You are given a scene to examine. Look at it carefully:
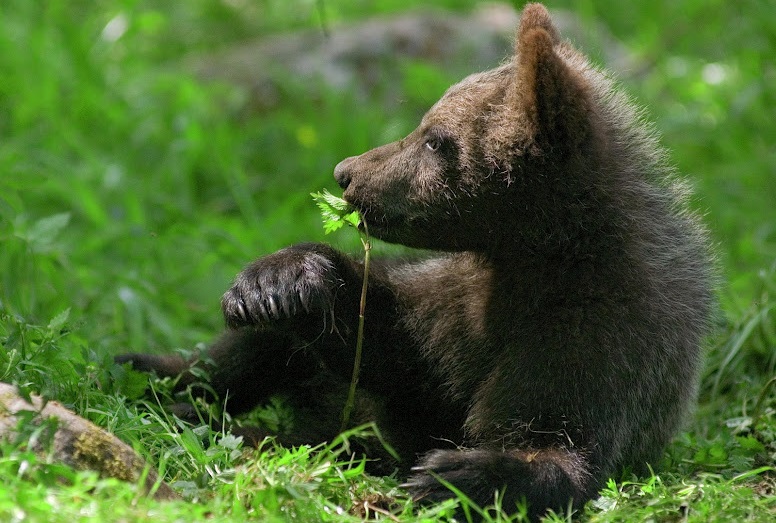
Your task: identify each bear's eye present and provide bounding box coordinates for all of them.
[424,137,442,152]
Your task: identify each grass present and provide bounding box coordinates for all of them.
[1,0,775,521]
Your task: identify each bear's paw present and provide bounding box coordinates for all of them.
[221,245,343,328]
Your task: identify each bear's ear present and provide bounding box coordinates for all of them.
[510,4,591,152]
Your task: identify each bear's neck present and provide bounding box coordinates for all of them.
[480,215,636,300]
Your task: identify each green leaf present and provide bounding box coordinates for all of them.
[310,190,362,234]
[110,363,149,400]
[312,189,351,213]
[736,435,766,453]
[47,308,71,334]
[218,434,243,451]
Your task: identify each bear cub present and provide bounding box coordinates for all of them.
[118,4,714,520]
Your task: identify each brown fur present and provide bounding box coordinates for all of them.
[117,4,714,520]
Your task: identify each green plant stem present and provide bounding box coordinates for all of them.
[752,375,776,426]
[341,222,370,432]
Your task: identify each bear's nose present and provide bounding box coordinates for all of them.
[333,156,355,189]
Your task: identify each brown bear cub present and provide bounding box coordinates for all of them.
[118,3,714,520]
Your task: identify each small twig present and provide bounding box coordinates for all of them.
[362,501,400,521]
[341,221,370,432]
[310,190,370,432]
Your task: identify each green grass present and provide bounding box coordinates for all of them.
[1,0,775,521]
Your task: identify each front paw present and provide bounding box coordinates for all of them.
[222,244,343,328]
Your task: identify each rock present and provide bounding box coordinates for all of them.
[0,382,178,501]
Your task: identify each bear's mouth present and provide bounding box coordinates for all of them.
[359,211,390,236]
[361,211,428,246]
[346,197,420,243]
[343,198,383,230]
[352,207,401,242]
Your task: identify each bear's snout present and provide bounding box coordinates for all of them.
[334,156,356,190]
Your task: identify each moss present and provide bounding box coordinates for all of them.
[71,429,140,483]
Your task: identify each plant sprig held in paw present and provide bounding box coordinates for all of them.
[311,189,370,432]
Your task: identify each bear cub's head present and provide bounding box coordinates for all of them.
[335,3,609,253]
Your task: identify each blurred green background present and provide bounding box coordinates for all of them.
[0,0,774,402]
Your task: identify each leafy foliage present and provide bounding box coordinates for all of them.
[311,190,362,234]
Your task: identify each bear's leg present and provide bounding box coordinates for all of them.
[118,329,409,472]
[116,326,324,416]
[404,447,595,521]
